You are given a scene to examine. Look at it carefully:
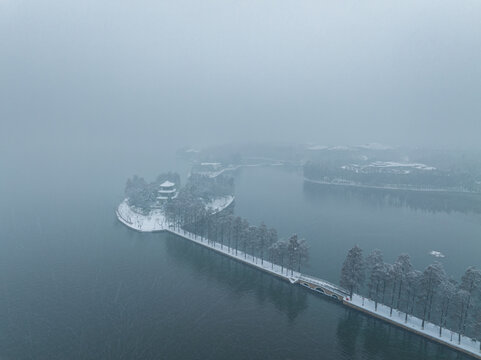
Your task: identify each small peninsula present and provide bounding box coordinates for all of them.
[117,172,235,232]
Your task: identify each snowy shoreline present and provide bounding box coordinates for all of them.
[345,295,481,359]
[116,200,481,359]
[116,200,301,283]
[116,195,235,232]
[304,177,480,194]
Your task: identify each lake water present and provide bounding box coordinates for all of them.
[1,153,480,360]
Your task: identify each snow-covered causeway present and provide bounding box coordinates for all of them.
[116,200,481,359]
[345,294,481,359]
[116,198,300,283]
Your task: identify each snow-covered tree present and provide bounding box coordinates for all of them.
[340,245,365,298]
[287,234,300,275]
[459,266,481,335]
[366,249,383,298]
[403,269,422,323]
[419,262,446,329]
[247,225,258,260]
[369,261,386,311]
[388,263,398,316]
[380,263,392,304]
[267,228,278,265]
[472,309,481,352]
[437,278,457,337]
[452,289,470,344]
[270,240,288,274]
[394,254,413,309]
[258,222,268,265]
[232,217,242,255]
[296,238,309,273]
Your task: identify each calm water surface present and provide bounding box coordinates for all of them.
[1,156,480,359]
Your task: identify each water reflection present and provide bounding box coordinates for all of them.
[336,310,363,357]
[164,233,308,321]
[336,309,472,360]
[303,181,481,214]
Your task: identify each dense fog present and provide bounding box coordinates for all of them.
[2,2,481,359]
[2,0,481,161]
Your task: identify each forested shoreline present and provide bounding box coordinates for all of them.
[340,246,481,348]
[163,202,309,275]
[121,169,480,354]
[305,161,481,194]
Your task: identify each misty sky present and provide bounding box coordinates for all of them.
[1,0,481,152]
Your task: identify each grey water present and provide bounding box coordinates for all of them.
[1,153,480,360]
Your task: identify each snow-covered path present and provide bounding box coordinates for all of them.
[168,226,301,283]
[115,199,300,283]
[116,202,481,359]
[345,294,481,359]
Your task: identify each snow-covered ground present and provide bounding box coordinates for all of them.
[116,196,234,232]
[206,195,235,213]
[345,294,481,359]
[116,200,170,232]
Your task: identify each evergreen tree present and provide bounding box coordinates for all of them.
[437,278,457,337]
[340,245,365,298]
[258,222,268,265]
[366,249,383,298]
[419,262,445,329]
[459,267,481,335]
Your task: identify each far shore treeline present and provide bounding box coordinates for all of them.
[340,245,481,348]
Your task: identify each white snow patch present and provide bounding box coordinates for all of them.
[206,195,235,213]
[116,200,170,232]
[160,180,175,187]
[429,250,445,258]
[200,162,222,166]
[117,195,235,232]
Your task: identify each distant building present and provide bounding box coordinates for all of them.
[156,180,178,204]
